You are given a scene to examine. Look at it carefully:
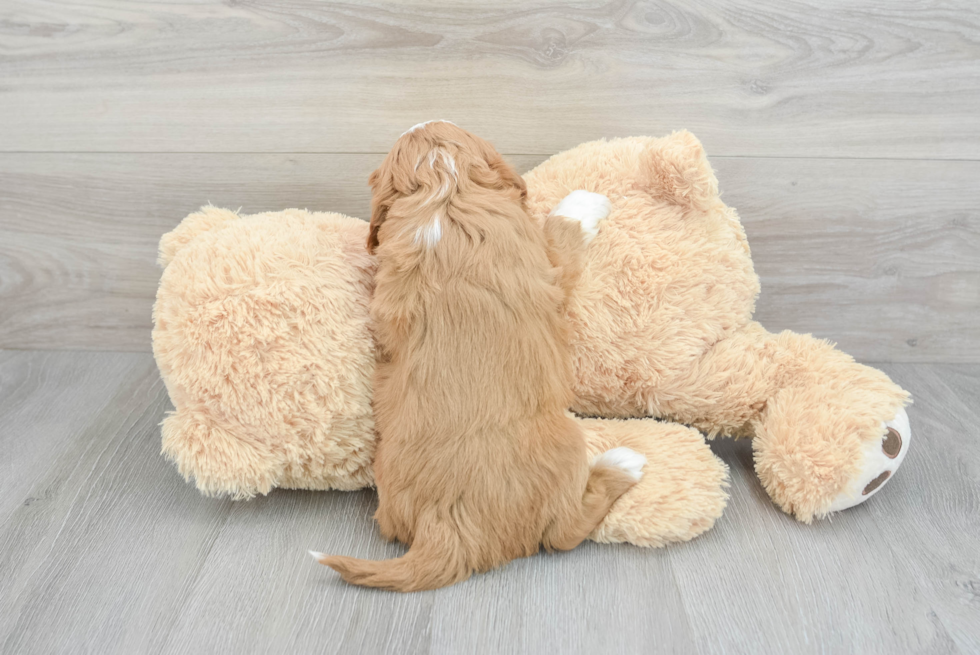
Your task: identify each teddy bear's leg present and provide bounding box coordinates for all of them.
[650,322,910,522]
[821,407,911,512]
[575,416,729,546]
[750,330,911,522]
[161,409,285,500]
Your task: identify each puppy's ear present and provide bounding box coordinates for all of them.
[513,169,528,201]
[367,168,389,254]
[490,155,527,200]
[367,204,387,254]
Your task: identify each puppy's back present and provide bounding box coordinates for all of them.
[312,123,640,591]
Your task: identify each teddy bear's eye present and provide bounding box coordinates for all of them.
[882,428,902,458]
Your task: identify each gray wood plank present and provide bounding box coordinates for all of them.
[0,350,696,655]
[666,363,980,654]
[0,351,164,643]
[723,158,980,363]
[161,492,695,655]
[871,363,980,654]
[0,352,977,654]
[2,153,977,360]
[0,1,977,158]
[0,351,235,654]
[0,350,148,523]
[426,544,696,655]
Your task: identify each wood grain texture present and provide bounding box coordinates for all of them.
[0,351,976,654]
[722,158,980,362]
[1,153,977,360]
[0,350,149,524]
[873,363,980,653]
[0,350,235,653]
[0,0,978,157]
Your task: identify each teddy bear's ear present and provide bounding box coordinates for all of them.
[158,205,240,268]
[644,130,719,212]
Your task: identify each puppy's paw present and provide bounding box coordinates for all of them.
[549,190,611,244]
[593,446,647,482]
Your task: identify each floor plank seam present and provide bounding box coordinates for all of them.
[1,152,979,163]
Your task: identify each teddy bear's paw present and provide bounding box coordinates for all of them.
[593,446,647,481]
[827,406,912,513]
[549,190,611,244]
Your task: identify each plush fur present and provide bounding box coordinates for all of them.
[154,208,377,498]
[153,129,909,539]
[154,205,729,548]
[521,132,910,521]
[314,123,642,590]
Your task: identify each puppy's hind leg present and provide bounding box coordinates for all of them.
[543,447,646,551]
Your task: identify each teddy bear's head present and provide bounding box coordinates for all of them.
[522,132,761,418]
[153,207,378,498]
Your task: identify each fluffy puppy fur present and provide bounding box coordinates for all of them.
[312,122,646,591]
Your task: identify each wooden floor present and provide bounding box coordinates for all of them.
[0,351,977,654]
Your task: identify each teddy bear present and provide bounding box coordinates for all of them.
[153,130,911,544]
[520,131,911,522]
[153,206,729,548]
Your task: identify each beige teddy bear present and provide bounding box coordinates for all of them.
[153,206,727,547]
[153,131,910,551]
[521,131,911,521]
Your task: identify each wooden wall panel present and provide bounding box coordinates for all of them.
[2,153,976,360]
[0,1,977,158]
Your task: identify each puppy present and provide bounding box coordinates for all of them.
[311,122,645,591]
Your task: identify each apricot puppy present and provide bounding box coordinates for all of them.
[311,122,645,591]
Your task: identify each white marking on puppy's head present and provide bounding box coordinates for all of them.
[413,214,442,248]
[424,147,458,201]
[401,119,457,137]
[442,151,457,178]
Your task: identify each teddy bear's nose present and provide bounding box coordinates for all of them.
[882,428,902,458]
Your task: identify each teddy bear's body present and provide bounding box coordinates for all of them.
[154,131,910,545]
[154,208,730,548]
[523,133,910,521]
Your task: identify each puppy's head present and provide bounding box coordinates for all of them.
[367,121,526,254]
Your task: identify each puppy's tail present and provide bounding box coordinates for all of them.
[309,512,469,592]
